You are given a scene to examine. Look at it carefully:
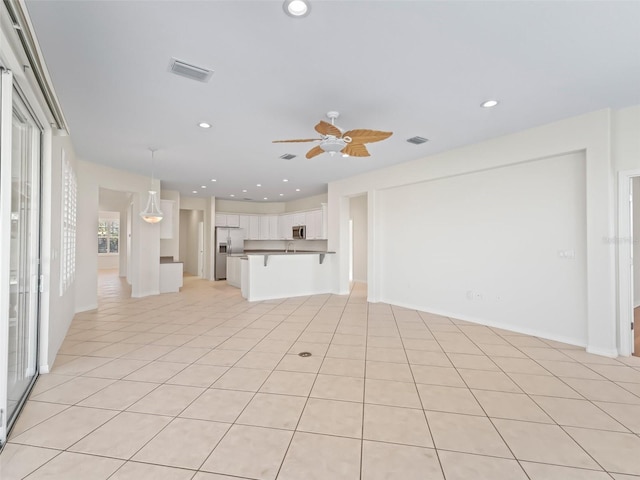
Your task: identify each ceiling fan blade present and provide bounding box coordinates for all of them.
[343,129,393,144]
[341,143,370,157]
[272,138,321,143]
[306,145,324,159]
[315,120,342,137]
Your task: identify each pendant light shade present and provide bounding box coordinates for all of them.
[140,148,163,223]
[140,190,163,223]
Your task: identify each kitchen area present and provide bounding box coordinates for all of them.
[214,204,335,301]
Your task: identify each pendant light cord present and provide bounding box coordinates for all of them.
[149,147,157,188]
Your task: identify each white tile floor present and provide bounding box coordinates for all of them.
[2,271,640,479]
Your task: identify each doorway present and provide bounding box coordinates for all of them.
[619,170,640,358]
[179,209,204,276]
[0,73,43,444]
[349,194,368,291]
[632,177,639,356]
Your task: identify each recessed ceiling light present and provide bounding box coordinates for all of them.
[242,189,247,193]
[256,184,261,187]
[342,154,349,158]
[263,197,268,200]
[211,178,216,182]
[283,0,311,18]
[230,194,235,197]
[192,190,198,194]
[198,122,211,128]
[481,100,499,108]
[201,185,206,189]
[283,179,289,182]
[295,188,300,192]
[279,193,284,197]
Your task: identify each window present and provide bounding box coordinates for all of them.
[98,219,119,254]
[60,149,77,296]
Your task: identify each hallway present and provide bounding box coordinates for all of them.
[2,276,640,479]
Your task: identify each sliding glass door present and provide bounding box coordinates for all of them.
[0,69,42,444]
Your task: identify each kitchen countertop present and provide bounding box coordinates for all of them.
[228,250,335,258]
[160,256,183,264]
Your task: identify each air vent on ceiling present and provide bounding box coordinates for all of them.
[280,153,297,160]
[407,136,429,145]
[168,58,214,83]
[243,198,253,201]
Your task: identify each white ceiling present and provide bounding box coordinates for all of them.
[25,0,640,201]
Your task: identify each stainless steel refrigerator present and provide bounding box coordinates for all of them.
[215,227,245,280]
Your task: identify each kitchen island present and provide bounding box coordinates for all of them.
[228,250,335,302]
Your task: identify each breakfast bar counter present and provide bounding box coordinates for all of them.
[233,250,335,302]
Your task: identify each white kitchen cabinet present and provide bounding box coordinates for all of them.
[238,215,250,239]
[269,215,279,239]
[321,203,328,239]
[280,213,294,240]
[259,215,270,240]
[249,215,260,240]
[215,213,227,227]
[293,213,305,227]
[226,256,241,288]
[226,214,240,227]
[305,209,322,239]
[216,213,239,228]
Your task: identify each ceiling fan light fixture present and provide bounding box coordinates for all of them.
[283,0,311,17]
[319,138,346,153]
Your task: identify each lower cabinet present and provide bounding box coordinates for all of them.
[227,256,241,288]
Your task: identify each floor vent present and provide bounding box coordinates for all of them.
[280,153,297,160]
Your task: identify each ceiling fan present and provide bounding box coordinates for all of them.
[273,111,393,159]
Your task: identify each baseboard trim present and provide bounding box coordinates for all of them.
[75,304,98,313]
[378,296,586,349]
[39,364,50,374]
[586,346,619,358]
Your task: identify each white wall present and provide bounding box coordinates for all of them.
[285,193,328,212]
[330,108,618,356]
[379,153,587,345]
[40,135,79,372]
[634,177,640,307]
[215,193,327,215]
[350,195,368,283]
[180,209,203,275]
[76,159,161,311]
[160,189,180,260]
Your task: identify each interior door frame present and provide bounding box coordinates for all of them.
[0,65,14,446]
[618,168,640,357]
[0,69,44,445]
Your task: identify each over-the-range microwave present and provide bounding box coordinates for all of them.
[292,225,306,240]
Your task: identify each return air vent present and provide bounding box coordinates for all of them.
[168,58,214,83]
[280,153,297,160]
[407,136,429,145]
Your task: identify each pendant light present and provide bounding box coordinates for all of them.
[140,148,163,223]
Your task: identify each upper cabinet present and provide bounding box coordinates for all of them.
[305,209,322,239]
[216,206,326,241]
[215,213,239,227]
